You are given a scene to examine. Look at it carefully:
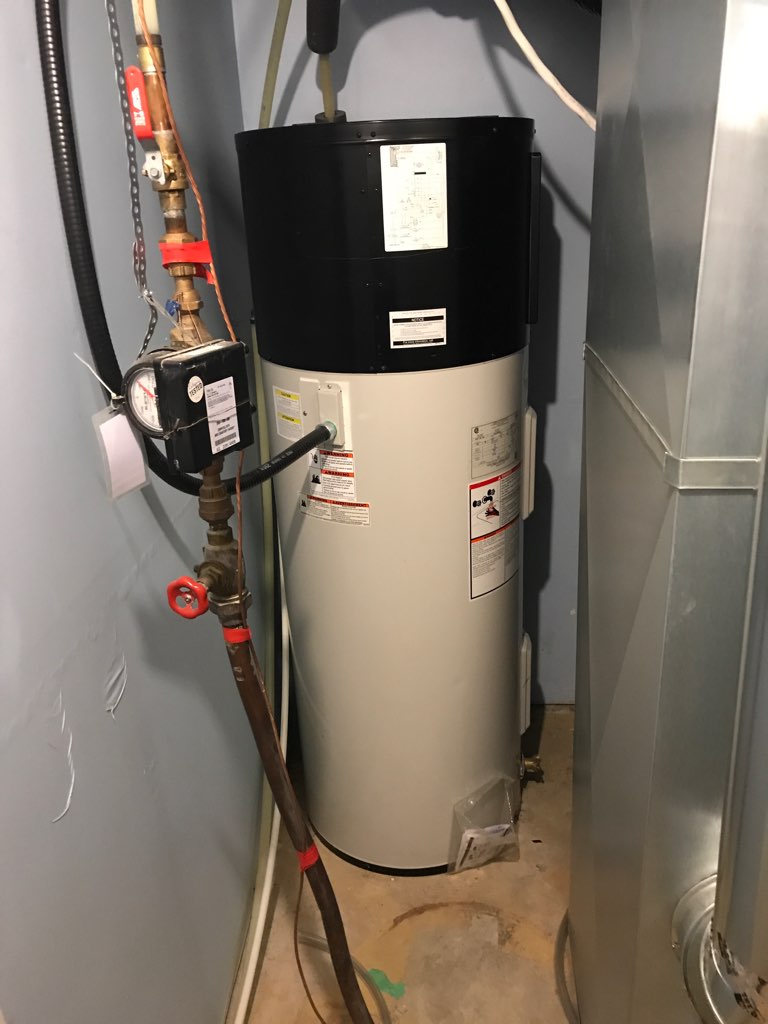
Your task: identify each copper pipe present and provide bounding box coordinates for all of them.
[135,35,209,348]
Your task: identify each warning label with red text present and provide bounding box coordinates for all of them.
[308,448,357,500]
[469,465,520,599]
[299,493,370,527]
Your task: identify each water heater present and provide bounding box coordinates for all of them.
[237,116,538,872]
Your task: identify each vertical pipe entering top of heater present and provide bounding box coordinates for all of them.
[318,53,336,121]
[131,0,158,35]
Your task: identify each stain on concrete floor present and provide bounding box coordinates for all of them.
[247,707,574,1024]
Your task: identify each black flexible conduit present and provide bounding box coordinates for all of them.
[35,0,315,497]
[36,0,123,394]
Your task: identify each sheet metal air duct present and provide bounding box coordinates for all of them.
[570,0,768,1021]
[673,445,768,1024]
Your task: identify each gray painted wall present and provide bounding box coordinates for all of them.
[0,3,262,1022]
[231,0,599,702]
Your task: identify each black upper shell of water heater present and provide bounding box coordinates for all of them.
[236,116,538,374]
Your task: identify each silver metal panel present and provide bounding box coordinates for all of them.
[714,473,768,981]
[573,364,756,1024]
[671,417,768,1024]
[571,368,679,1024]
[684,2,768,458]
[572,0,768,1021]
[586,0,725,454]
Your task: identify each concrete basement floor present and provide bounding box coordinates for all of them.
[247,706,574,1024]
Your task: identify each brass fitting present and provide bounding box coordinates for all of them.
[198,461,235,525]
[523,755,544,782]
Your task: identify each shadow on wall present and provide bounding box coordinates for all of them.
[525,186,560,729]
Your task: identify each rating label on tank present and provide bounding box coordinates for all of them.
[308,448,357,500]
[380,142,448,252]
[469,465,521,599]
[273,386,302,441]
[471,413,520,478]
[389,308,447,349]
[299,493,370,526]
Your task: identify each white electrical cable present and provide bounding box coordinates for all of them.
[260,0,293,129]
[491,0,596,131]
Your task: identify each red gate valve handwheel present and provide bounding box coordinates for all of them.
[167,576,209,619]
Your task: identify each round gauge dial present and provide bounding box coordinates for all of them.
[125,366,163,437]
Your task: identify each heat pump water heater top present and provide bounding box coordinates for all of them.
[237,116,539,872]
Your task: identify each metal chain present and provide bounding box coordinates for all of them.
[105,0,158,358]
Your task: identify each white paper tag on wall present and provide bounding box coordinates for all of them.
[92,408,148,500]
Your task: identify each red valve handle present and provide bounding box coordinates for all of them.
[167,576,209,619]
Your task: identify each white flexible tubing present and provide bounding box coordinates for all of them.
[491,0,596,131]
[228,5,293,1016]
[260,0,293,129]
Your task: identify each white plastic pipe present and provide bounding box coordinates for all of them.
[131,0,159,35]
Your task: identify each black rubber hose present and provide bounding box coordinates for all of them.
[145,423,334,496]
[36,0,296,498]
[242,423,333,487]
[572,0,601,13]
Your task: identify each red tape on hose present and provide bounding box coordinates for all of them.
[222,626,252,644]
[297,844,320,872]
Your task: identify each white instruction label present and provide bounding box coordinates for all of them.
[308,448,357,500]
[471,413,520,479]
[299,494,370,526]
[469,465,521,599]
[380,142,448,252]
[205,376,240,455]
[273,386,302,441]
[389,308,447,349]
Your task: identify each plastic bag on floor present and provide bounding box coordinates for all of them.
[448,775,520,873]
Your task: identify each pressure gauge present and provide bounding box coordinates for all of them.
[123,363,164,438]
[121,341,253,471]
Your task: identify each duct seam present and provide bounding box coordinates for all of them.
[584,344,761,491]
